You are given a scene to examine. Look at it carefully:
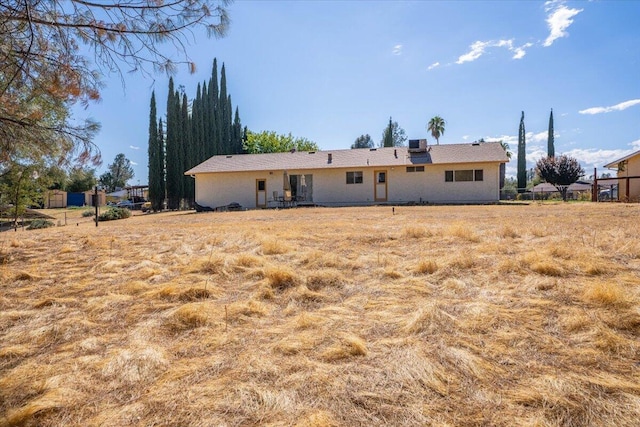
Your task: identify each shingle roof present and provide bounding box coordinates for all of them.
[185,142,509,175]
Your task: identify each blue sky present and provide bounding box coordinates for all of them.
[80,0,640,184]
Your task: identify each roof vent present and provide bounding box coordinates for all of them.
[369,148,377,151]
[408,139,427,153]
[308,151,316,154]
[472,142,480,146]
[226,155,232,158]
[328,153,332,164]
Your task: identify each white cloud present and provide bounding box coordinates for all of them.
[527,131,549,143]
[511,42,533,59]
[578,99,640,115]
[462,135,469,140]
[564,148,631,169]
[543,3,583,47]
[456,39,531,64]
[130,161,138,166]
[456,41,490,64]
[129,145,140,150]
[427,62,440,70]
[630,138,640,150]
[392,44,402,55]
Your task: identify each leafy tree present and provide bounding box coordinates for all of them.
[0,162,48,227]
[1,0,231,169]
[427,116,446,145]
[517,111,527,193]
[99,154,134,192]
[548,108,555,158]
[352,134,374,149]
[42,165,68,190]
[243,131,320,154]
[66,167,97,193]
[502,177,518,200]
[380,117,407,147]
[536,155,584,201]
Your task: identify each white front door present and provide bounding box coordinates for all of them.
[374,170,387,202]
[256,179,266,208]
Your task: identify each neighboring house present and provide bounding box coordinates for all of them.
[603,149,640,202]
[532,181,592,200]
[185,141,508,209]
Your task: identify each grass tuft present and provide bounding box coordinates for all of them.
[583,281,628,306]
[306,269,344,291]
[168,303,209,331]
[322,334,368,361]
[531,261,565,277]
[261,240,290,255]
[415,259,438,274]
[266,267,299,290]
[402,226,431,239]
[448,222,481,242]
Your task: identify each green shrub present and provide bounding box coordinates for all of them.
[82,210,94,217]
[98,207,132,222]
[27,219,55,230]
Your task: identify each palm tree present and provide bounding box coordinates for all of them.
[500,141,512,160]
[427,116,445,145]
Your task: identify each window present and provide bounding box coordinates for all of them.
[455,170,474,181]
[445,169,484,182]
[346,171,363,184]
[406,166,425,172]
[257,180,266,191]
[377,172,386,183]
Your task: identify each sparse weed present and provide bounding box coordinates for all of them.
[266,266,299,290]
[448,222,481,242]
[583,281,628,306]
[402,226,431,239]
[415,259,438,274]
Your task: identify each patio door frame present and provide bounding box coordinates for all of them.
[374,170,388,202]
[256,179,267,208]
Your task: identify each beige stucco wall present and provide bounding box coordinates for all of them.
[192,162,502,209]
[617,154,640,201]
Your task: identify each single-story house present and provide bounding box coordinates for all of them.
[184,141,509,209]
[532,181,592,199]
[603,149,640,202]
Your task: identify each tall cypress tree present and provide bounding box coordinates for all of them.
[157,118,165,209]
[191,83,202,165]
[517,111,527,193]
[219,63,231,154]
[382,117,394,147]
[147,91,164,212]
[165,78,181,210]
[232,106,243,154]
[209,59,220,156]
[181,93,194,207]
[548,108,555,158]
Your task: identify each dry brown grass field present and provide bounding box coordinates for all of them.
[1,203,640,426]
